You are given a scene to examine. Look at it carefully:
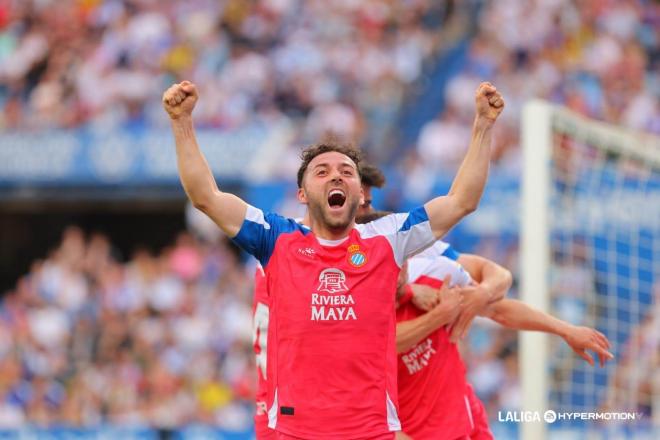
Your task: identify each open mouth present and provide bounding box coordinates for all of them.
[327,189,346,209]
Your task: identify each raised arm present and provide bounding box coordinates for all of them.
[480,299,614,367]
[163,81,247,237]
[424,82,504,239]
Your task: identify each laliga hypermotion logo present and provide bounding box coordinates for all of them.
[317,268,349,294]
[347,244,367,268]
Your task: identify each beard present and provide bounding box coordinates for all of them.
[307,194,360,232]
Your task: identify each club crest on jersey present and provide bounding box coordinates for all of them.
[317,268,348,294]
[347,244,367,268]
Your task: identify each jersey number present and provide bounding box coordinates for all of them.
[253,302,269,379]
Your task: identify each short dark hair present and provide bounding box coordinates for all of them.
[359,163,386,189]
[297,142,363,188]
[355,210,392,224]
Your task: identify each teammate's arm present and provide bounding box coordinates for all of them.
[424,82,504,239]
[480,299,614,366]
[163,81,247,237]
[448,254,512,342]
[458,253,511,303]
[397,283,463,353]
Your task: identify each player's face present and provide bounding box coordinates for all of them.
[357,185,374,217]
[298,152,364,231]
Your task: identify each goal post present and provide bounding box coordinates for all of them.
[520,100,660,439]
[520,100,553,440]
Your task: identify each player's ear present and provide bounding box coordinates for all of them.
[358,185,365,207]
[297,187,308,204]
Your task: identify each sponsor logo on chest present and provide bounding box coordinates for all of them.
[311,268,357,321]
[401,338,436,375]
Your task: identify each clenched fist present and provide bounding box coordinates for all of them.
[475,82,504,123]
[162,81,198,120]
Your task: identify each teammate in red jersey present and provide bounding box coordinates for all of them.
[163,80,505,439]
[356,210,613,440]
[252,264,274,440]
[397,250,613,439]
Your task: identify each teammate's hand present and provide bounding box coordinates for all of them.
[411,284,441,312]
[475,82,504,124]
[563,326,614,367]
[395,431,413,440]
[430,284,463,326]
[162,80,198,120]
[448,284,490,343]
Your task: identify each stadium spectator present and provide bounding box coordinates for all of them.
[0,0,460,157]
[418,0,659,173]
[0,227,256,429]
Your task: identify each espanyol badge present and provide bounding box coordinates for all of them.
[347,244,367,267]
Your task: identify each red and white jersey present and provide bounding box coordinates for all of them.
[252,264,275,439]
[465,383,494,440]
[234,205,435,439]
[397,252,475,439]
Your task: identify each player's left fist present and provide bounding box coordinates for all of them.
[475,82,504,124]
[162,80,198,120]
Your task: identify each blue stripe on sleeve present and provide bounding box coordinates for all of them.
[232,209,308,268]
[441,246,460,261]
[398,206,429,232]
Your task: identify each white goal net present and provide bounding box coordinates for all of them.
[520,101,660,439]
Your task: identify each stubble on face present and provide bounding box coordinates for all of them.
[305,182,360,232]
[301,152,363,235]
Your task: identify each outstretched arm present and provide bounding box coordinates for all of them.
[481,299,614,366]
[163,81,247,237]
[424,82,504,239]
[458,253,511,304]
[448,254,512,342]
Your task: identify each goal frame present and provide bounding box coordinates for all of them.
[520,100,660,440]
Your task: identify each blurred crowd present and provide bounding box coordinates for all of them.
[0,1,657,172]
[0,0,463,154]
[410,0,658,186]
[0,227,257,429]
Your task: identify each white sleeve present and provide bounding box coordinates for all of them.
[355,206,435,267]
[415,240,451,259]
[407,256,473,287]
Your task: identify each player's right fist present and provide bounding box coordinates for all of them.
[162,81,198,120]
